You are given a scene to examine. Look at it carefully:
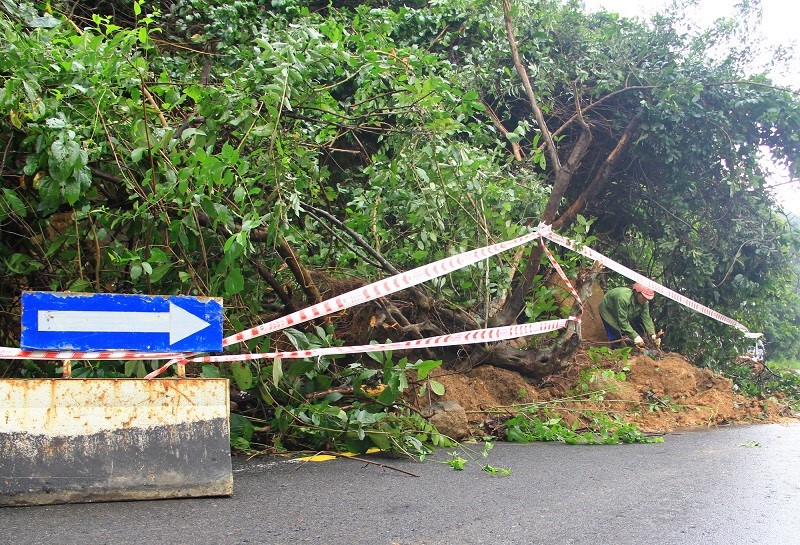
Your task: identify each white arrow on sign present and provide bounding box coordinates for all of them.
[37,302,211,345]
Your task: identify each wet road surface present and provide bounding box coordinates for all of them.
[2,423,799,545]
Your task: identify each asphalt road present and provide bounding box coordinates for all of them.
[2,423,799,545]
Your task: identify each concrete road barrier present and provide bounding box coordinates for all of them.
[0,378,232,506]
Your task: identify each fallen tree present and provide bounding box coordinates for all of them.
[1,0,799,381]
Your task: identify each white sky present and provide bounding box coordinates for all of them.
[582,0,800,216]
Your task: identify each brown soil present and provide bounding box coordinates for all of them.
[432,349,794,434]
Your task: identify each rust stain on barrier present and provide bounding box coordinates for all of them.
[0,378,232,506]
[164,380,197,406]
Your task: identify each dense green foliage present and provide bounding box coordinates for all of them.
[2,0,799,450]
[504,412,662,445]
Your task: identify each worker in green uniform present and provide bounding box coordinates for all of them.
[598,283,660,349]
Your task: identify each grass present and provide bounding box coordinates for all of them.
[769,359,800,371]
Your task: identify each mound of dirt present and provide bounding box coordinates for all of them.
[432,349,792,434]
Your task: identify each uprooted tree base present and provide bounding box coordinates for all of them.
[298,261,605,380]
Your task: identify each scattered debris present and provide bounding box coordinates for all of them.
[433,349,794,436]
[739,440,761,448]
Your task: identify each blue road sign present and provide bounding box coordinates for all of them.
[21,292,223,352]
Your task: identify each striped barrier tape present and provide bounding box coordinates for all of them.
[144,318,574,378]
[220,225,552,348]
[540,237,582,310]
[0,222,761,371]
[540,228,762,339]
[0,347,186,361]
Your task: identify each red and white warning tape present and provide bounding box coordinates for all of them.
[0,223,762,371]
[206,318,572,361]
[0,347,185,361]
[540,228,762,339]
[221,226,550,348]
[144,318,574,377]
[540,237,582,310]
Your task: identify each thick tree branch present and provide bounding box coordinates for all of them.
[300,202,399,275]
[490,110,593,327]
[471,261,603,377]
[553,110,642,231]
[492,11,600,327]
[248,257,296,311]
[482,99,523,161]
[276,236,322,304]
[502,0,561,172]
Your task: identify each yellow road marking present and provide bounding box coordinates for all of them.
[295,448,382,462]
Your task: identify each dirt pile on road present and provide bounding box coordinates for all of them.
[433,349,791,434]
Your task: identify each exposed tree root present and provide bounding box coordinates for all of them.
[460,261,604,378]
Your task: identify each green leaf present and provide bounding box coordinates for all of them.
[149,263,172,282]
[739,440,761,448]
[28,14,61,29]
[180,128,205,142]
[45,117,67,128]
[366,431,392,451]
[447,455,467,470]
[63,181,81,206]
[272,358,283,386]
[282,329,310,350]
[67,279,93,292]
[230,413,254,443]
[131,147,147,162]
[377,379,399,404]
[288,359,315,375]
[231,436,250,451]
[224,267,244,295]
[124,360,146,377]
[344,437,372,455]
[200,364,221,378]
[482,465,511,476]
[231,361,254,390]
[1,189,26,218]
[414,359,442,380]
[429,380,445,396]
[49,139,81,182]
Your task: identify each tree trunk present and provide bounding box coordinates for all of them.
[488,124,593,327]
[468,261,604,378]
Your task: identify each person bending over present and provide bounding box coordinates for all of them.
[598,283,660,349]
